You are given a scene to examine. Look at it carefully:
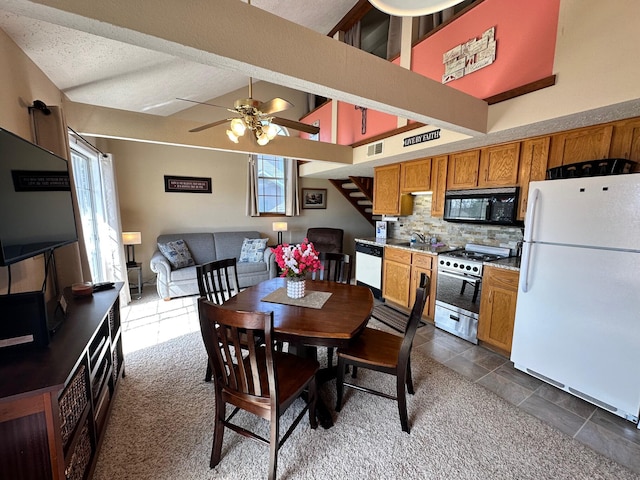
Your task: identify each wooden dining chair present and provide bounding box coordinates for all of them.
[198,299,319,480]
[310,252,352,368]
[196,258,241,382]
[311,252,352,284]
[335,273,430,433]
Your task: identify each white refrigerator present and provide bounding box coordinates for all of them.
[511,174,640,426]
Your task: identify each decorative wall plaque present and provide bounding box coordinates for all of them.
[442,27,496,84]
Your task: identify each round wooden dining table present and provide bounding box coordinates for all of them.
[223,277,375,348]
[221,277,375,428]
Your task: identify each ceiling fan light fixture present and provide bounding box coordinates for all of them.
[369,0,465,16]
[230,118,246,136]
[266,122,278,140]
[256,131,270,146]
[226,129,239,143]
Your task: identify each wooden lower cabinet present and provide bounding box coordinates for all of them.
[382,247,412,307]
[383,247,437,319]
[478,266,519,355]
[0,286,124,480]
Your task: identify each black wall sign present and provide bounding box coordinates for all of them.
[164,175,212,193]
[403,129,441,147]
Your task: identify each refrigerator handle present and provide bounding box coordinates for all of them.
[523,188,540,243]
[520,188,539,293]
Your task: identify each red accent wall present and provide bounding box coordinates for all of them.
[300,0,560,141]
[299,101,332,143]
[337,101,397,145]
[412,0,560,99]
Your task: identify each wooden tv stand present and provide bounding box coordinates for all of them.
[0,284,125,480]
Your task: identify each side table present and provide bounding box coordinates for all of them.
[127,262,143,299]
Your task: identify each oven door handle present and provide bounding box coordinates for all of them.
[438,270,479,284]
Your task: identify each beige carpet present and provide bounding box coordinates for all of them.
[93,331,639,480]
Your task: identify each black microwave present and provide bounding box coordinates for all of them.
[443,187,519,225]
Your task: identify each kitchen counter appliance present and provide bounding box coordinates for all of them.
[435,243,510,343]
[355,241,383,299]
[511,174,640,426]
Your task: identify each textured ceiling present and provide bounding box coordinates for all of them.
[0,0,360,116]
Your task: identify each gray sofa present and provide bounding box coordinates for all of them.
[150,231,277,300]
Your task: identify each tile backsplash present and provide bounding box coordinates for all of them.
[387,194,524,252]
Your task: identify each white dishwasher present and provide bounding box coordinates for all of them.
[355,241,384,298]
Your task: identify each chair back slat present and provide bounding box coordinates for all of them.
[312,252,352,284]
[400,273,430,358]
[199,300,275,400]
[197,258,240,304]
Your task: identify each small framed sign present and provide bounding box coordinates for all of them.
[302,188,327,209]
[164,175,212,194]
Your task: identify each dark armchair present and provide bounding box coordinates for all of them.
[305,227,344,253]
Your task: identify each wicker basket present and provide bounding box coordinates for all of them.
[59,364,89,447]
[112,347,119,383]
[108,307,117,337]
[64,421,93,480]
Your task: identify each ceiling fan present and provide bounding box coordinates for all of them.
[178,77,320,146]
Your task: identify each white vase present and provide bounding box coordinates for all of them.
[286,277,306,299]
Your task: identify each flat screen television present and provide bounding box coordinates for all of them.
[0,127,78,266]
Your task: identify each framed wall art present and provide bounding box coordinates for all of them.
[164,175,212,193]
[302,188,327,209]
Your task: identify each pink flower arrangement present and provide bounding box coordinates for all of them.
[271,238,322,279]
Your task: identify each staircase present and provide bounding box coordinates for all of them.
[329,177,380,226]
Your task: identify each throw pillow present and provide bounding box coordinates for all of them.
[239,238,268,263]
[157,239,195,269]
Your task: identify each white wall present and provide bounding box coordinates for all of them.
[0,29,68,294]
[108,138,373,284]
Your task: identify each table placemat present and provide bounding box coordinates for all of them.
[261,288,332,309]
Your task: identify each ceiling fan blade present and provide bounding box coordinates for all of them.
[259,98,294,115]
[271,117,320,135]
[189,119,230,133]
[176,97,229,110]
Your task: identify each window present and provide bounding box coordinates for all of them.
[254,125,292,215]
[257,154,286,214]
[69,137,107,280]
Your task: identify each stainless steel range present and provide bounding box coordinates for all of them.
[435,243,510,344]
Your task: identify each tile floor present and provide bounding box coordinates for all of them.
[120,289,640,475]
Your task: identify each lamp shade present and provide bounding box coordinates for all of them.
[369,0,464,16]
[122,231,142,245]
[272,222,288,232]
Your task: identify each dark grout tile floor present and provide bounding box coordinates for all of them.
[407,320,640,475]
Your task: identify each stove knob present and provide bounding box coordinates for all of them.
[445,261,451,266]
[472,266,479,272]
[439,259,444,265]
[453,263,458,268]
[466,265,471,270]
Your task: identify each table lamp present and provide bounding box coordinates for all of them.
[122,231,142,267]
[272,222,288,245]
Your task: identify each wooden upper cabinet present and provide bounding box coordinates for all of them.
[430,155,448,217]
[447,150,480,189]
[548,125,613,169]
[610,117,640,172]
[517,136,550,219]
[400,158,431,193]
[373,164,413,215]
[478,143,521,187]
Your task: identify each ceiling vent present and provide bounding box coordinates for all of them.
[367,141,384,157]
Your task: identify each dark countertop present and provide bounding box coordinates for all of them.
[355,237,459,255]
